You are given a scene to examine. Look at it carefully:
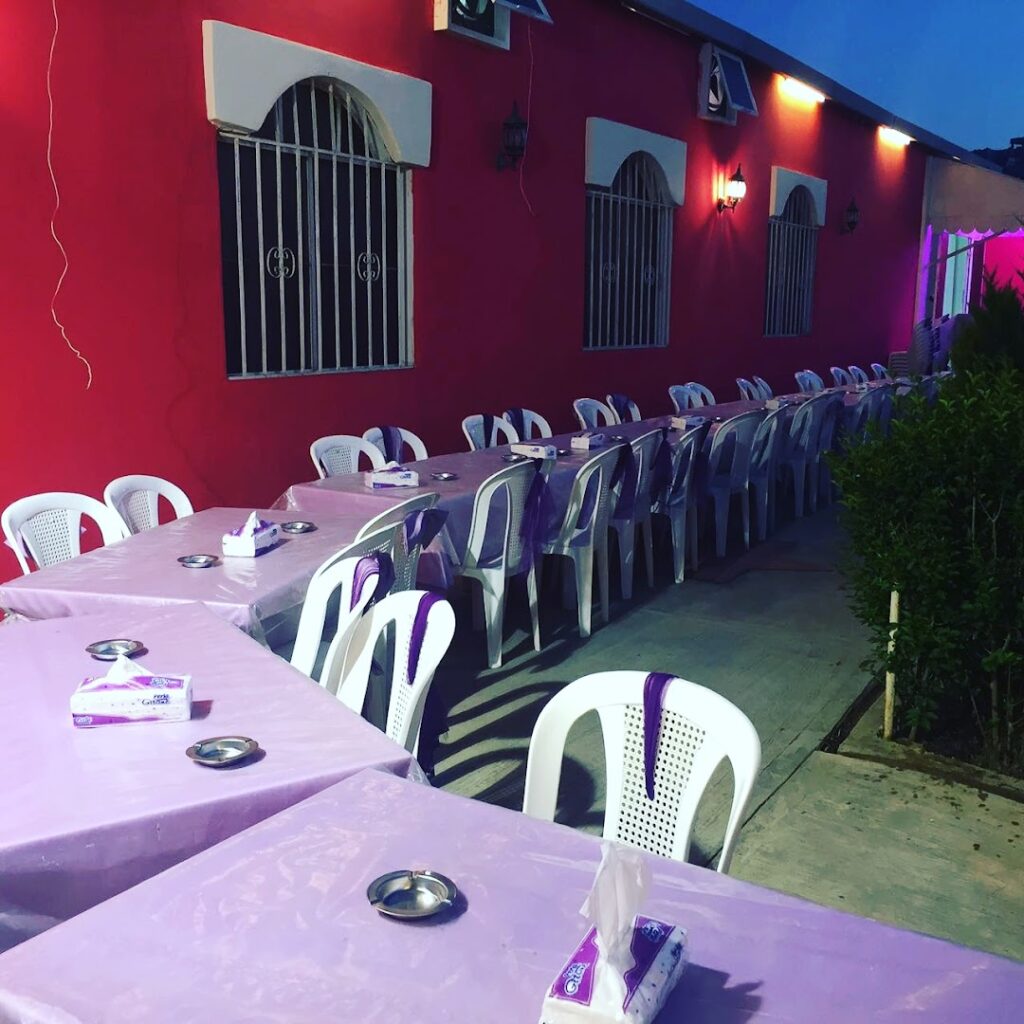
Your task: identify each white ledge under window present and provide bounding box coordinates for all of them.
[585,117,687,205]
[770,167,828,226]
[202,21,432,167]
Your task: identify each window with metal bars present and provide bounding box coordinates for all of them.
[584,153,674,350]
[217,79,411,378]
[764,185,819,338]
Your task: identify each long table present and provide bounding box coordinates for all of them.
[0,604,418,951]
[0,769,1018,1021]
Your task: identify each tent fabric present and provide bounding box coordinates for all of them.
[926,156,1024,235]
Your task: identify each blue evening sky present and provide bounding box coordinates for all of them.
[690,0,1024,151]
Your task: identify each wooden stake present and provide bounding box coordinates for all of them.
[883,590,899,740]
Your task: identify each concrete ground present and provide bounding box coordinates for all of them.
[430,507,1024,962]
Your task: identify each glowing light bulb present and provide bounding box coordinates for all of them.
[778,76,826,105]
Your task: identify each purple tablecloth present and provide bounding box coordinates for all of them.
[0,605,417,951]
[0,507,373,643]
[0,769,1018,1022]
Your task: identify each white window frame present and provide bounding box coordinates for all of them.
[433,0,510,50]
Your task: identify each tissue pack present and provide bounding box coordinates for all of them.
[512,443,558,460]
[364,467,420,489]
[221,518,279,557]
[540,917,687,1024]
[670,416,705,431]
[571,433,607,451]
[70,673,193,728]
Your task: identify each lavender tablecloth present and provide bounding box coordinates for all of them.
[0,507,373,643]
[0,769,1019,1022]
[0,604,417,951]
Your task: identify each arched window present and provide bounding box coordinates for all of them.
[584,153,674,349]
[217,79,411,377]
[764,184,819,337]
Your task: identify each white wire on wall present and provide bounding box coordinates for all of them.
[47,0,93,389]
[518,21,536,217]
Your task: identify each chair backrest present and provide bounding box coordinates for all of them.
[667,384,696,414]
[794,370,824,394]
[749,407,785,478]
[103,475,194,535]
[829,366,854,387]
[337,590,456,755]
[814,393,846,457]
[362,427,428,464]
[291,523,402,690]
[605,394,642,424]
[843,389,874,440]
[2,492,127,575]
[784,393,826,457]
[752,375,773,400]
[310,435,386,479]
[661,424,709,509]
[870,362,891,380]
[355,492,441,593]
[736,378,759,401]
[523,671,761,871]
[503,408,553,440]
[847,365,869,385]
[618,429,663,522]
[548,445,622,550]
[685,381,716,406]
[707,410,764,490]
[572,398,616,431]
[462,461,537,577]
[462,414,519,451]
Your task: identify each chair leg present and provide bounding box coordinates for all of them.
[712,491,730,558]
[526,561,541,653]
[595,534,610,626]
[753,481,769,542]
[615,521,635,601]
[741,485,751,550]
[670,507,687,583]
[641,518,655,587]
[478,568,507,669]
[572,546,594,638]
[792,462,806,518]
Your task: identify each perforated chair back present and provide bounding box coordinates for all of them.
[572,398,616,431]
[503,408,553,440]
[752,375,773,400]
[356,492,441,593]
[707,410,764,491]
[829,366,854,387]
[103,475,194,535]
[848,365,869,385]
[605,394,642,424]
[870,362,891,380]
[736,378,760,401]
[337,590,456,755]
[667,384,697,413]
[685,381,716,406]
[523,671,761,871]
[362,427,428,464]
[462,414,519,451]
[460,461,537,577]
[310,435,386,478]
[2,492,127,575]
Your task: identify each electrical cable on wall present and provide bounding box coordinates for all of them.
[518,21,537,217]
[47,0,93,389]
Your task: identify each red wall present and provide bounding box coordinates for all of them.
[0,0,926,580]
[982,234,1024,293]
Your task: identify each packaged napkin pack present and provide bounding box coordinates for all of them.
[71,655,192,728]
[222,511,280,557]
[571,432,607,452]
[669,416,706,431]
[364,462,420,489]
[512,443,558,460]
[539,843,687,1024]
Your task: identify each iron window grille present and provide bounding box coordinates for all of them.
[217,79,412,378]
[584,153,674,350]
[764,185,819,337]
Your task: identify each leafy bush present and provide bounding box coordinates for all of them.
[951,272,1024,374]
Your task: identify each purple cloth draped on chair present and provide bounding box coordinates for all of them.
[480,413,496,449]
[350,552,395,611]
[503,408,527,441]
[650,429,673,503]
[608,393,632,423]
[519,466,556,568]
[643,671,675,799]
[375,426,405,464]
[403,508,449,551]
[407,591,444,683]
[611,442,638,518]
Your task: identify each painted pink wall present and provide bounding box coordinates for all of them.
[982,234,1024,293]
[0,1,927,581]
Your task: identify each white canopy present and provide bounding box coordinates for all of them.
[925,156,1024,235]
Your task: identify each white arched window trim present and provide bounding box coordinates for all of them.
[770,167,828,227]
[202,21,432,167]
[585,117,687,206]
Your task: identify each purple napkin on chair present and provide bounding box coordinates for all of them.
[650,428,674,503]
[350,552,395,610]
[375,426,405,464]
[407,591,444,683]
[404,508,449,551]
[480,413,496,449]
[608,393,632,423]
[519,466,556,567]
[643,672,675,799]
[503,407,527,441]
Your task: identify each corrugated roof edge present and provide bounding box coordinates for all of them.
[621,0,999,172]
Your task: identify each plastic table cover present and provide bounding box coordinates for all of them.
[0,604,417,952]
[0,769,1019,1022]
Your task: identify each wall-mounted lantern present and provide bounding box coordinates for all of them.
[497,101,528,170]
[842,199,860,234]
[717,165,747,213]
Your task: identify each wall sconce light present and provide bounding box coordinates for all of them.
[497,101,528,170]
[878,126,913,148]
[778,76,826,105]
[842,199,860,234]
[717,165,747,213]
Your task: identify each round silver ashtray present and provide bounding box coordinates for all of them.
[185,736,259,768]
[177,554,219,569]
[556,448,571,457]
[85,638,144,662]
[502,453,526,463]
[281,521,316,534]
[610,434,627,442]
[430,472,458,482]
[713,417,724,423]
[367,870,457,920]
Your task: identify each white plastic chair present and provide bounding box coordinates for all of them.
[336,590,455,755]
[752,375,773,400]
[540,445,621,639]
[503,408,553,440]
[356,492,441,593]
[736,378,760,401]
[705,410,765,558]
[829,366,854,387]
[450,461,540,668]
[310,435,386,479]
[362,427,428,464]
[748,408,786,542]
[289,523,402,689]
[103,475,194,535]
[610,430,662,600]
[794,370,824,394]
[2,493,127,575]
[814,393,846,507]
[523,671,761,871]
[778,393,829,517]
[462,414,520,451]
[572,398,616,431]
[668,384,697,413]
[605,394,642,424]
[847,365,870,385]
[871,362,891,381]
[652,424,708,583]
[685,382,716,407]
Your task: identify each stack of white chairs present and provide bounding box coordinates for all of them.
[310,435,385,478]
[462,414,519,451]
[572,398,617,431]
[103,475,193,535]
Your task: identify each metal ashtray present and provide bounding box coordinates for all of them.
[713,417,724,423]
[85,639,144,661]
[177,554,219,569]
[556,448,571,457]
[186,736,259,768]
[430,472,458,482]
[502,453,526,463]
[610,434,627,442]
[367,870,457,920]
[281,521,316,534]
